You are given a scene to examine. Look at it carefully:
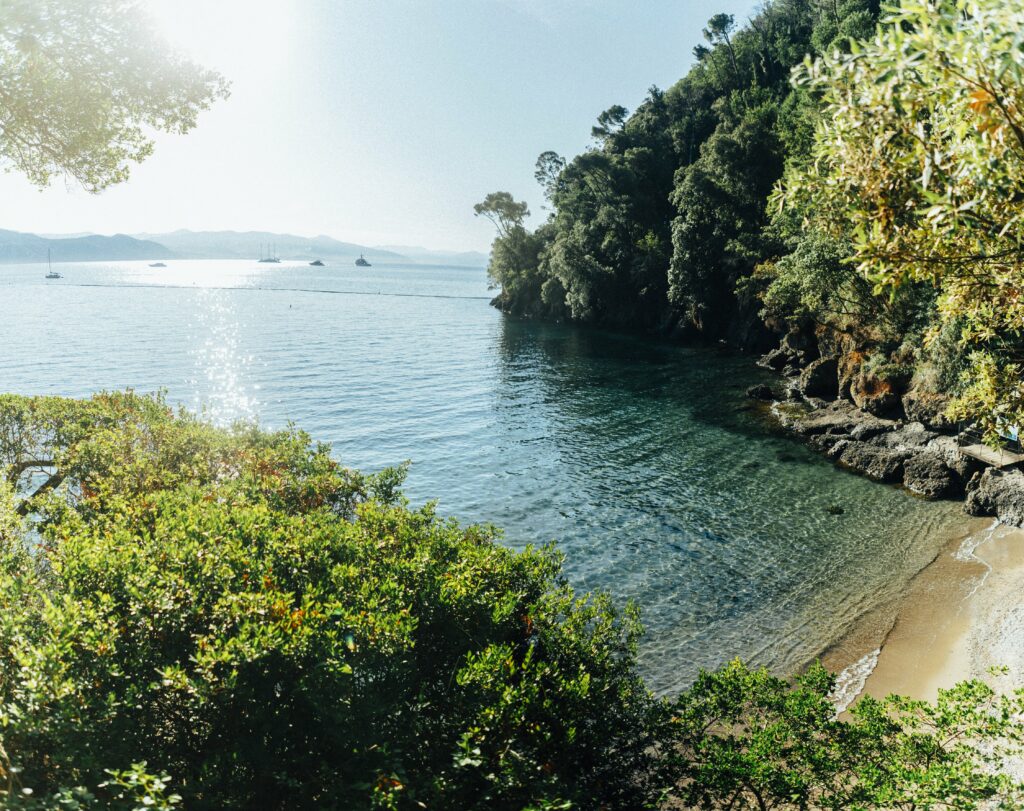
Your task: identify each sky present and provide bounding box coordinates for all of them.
[0,0,763,253]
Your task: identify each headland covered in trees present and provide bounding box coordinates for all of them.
[479,0,1024,462]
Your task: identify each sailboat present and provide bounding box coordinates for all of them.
[257,242,281,263]
[355,254,371,267]
[45,248,61,279]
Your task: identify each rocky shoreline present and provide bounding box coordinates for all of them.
[750,334,1024,527]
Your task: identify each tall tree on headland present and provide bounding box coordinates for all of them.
[0,0,228,192]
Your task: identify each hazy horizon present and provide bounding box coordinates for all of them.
[0,0,760,254]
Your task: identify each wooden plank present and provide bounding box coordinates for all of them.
[958,442,1024,468]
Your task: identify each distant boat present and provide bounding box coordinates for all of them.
[149,262,167,268]
[355,254,371,267]
[309,259,325,266]
[45,248,61,279]
[258,242,281,264]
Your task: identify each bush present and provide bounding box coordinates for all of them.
[2,393,1023,810]
[0,393,664,810]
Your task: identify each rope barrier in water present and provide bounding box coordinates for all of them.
[27,281,493,301]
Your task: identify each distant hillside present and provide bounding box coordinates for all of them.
[0,230,174,263]
[135,230,409,263]
[0,228,486,266]
[376,245,488,267]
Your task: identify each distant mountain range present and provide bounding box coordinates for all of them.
[0,228,487,267]
[0,229,172,263]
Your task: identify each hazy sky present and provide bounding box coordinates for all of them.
[1,0,762,252]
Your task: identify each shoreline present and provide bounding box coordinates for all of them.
[823,515,1024,707]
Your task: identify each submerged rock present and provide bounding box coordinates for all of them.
[746,383,776,401]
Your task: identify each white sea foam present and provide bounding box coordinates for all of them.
[953,519,1001,598]
[829,648,880,714]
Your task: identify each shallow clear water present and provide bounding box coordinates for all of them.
[0,260,960,693]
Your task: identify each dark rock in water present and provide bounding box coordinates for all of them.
[746,383,776,401]
[826,504,845,515]
[837,443,907,482]
[759,347,790,371]
[965,468,1024,526]
[799,356,839,399]
[902,452,960,499]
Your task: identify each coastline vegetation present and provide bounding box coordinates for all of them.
[479,0,1024,438]
[2,393,1023,809]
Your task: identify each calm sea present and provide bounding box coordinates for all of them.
[0,260,960,693]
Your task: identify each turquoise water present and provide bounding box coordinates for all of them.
[0,260,960,693]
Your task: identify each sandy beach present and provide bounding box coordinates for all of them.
[826,515,1024,707]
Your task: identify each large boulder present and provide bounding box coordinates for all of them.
[964,468,1024,526]
[799,356,839,399]
[851,373,902,417]
[902,452,961,499]
[746,383,776,401]
[759,347,790,371]
[902,389,954,430]
[878,422,937,452]
[926,435,983,479]
[838,443,908,482]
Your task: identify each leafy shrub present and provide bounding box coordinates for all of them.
[0,393,663,810]
[1,393,1023,809]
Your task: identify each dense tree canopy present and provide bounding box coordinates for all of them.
[480,0,878,336]
[478,0,1024,429]
[0,0,228,191]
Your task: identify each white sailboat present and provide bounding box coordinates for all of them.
[45,248,61,279]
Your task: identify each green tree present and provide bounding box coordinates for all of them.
[0,392,666,810]
[0,0,228,191]
[778,0,1024,434]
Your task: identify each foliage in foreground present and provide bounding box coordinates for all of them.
[1,393,1023,809]
[779,0,1024,437]
[0,0,228,191]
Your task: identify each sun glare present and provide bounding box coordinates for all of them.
[145,0,296,75]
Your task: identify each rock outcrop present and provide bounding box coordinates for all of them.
[799,356,839,399]
[965,469,1024,526]
[774,395,972,503]
[758,331,1024,525]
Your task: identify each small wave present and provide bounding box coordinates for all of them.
[829,648,879,714]
[953,519,1000,598]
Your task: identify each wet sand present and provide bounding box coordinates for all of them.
[828,516,1024,704]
